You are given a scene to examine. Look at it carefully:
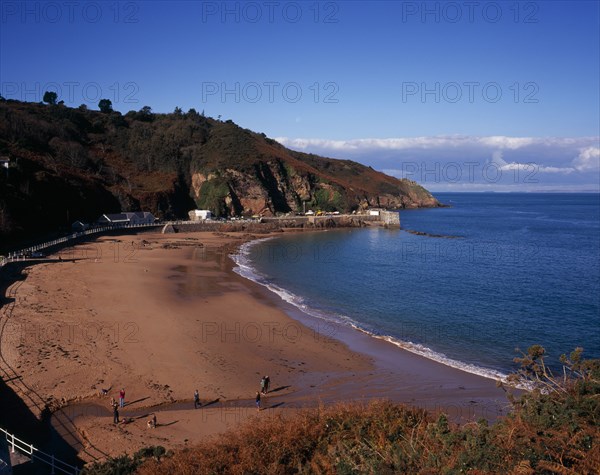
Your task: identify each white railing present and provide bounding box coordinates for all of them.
[0,221,164,269]
[0,427,80,474]
[0,219,257,269]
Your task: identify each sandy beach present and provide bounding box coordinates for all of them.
[0,230,507,463]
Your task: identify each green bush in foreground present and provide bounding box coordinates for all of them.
[81,446,169,475]
[84,347,600,474]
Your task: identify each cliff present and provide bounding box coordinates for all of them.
[0,100,440,245]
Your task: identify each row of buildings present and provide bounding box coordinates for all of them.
[70,208,391,231]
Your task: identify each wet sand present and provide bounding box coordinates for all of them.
[0,230,507,462]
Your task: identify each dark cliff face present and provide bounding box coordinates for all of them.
[0,100,439,244]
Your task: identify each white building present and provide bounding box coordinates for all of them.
[189,209,212,221]
[1,158,9,178]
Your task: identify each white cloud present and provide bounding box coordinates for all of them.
[491,150,505,165]
[536,166,576,174]
[497,161,574,175]
[275,135,598,154]
[573,147,600,171]
[276,135,600,191]
[477,136,539,149]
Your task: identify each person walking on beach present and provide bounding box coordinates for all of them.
[260,376,266,394]
[194,389,200,409]
[113,404,119,424]
[264,375,270,394]
[255,391,261,411]
[119,388,125,408]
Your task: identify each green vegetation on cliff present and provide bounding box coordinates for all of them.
[0,99,439,247]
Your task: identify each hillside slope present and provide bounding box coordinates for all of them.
[0,100,439,244]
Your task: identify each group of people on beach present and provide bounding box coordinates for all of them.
[111,388,130,424]
[109,388,157,428]
[109,377,272,424]
[256,375,270,411]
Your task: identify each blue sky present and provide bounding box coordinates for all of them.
[1,0,599,191]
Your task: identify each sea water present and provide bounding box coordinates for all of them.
[233,193,600,379]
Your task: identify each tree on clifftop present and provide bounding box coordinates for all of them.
[129,105,155,122]
[43,91,58,105]
[98,99,113,113]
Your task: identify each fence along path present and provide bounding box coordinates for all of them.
[1,222,164,268]
[0,218,254,267]
[0,427,80,475]
[0,224,166,468]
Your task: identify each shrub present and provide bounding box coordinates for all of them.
[81,446,168,475]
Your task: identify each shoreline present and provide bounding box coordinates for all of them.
[231,256,508,419]
[231,233,509,383]
[0,229,508,463]
[223,230,508,418]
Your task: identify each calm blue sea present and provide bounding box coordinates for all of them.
[233,193,600,379]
